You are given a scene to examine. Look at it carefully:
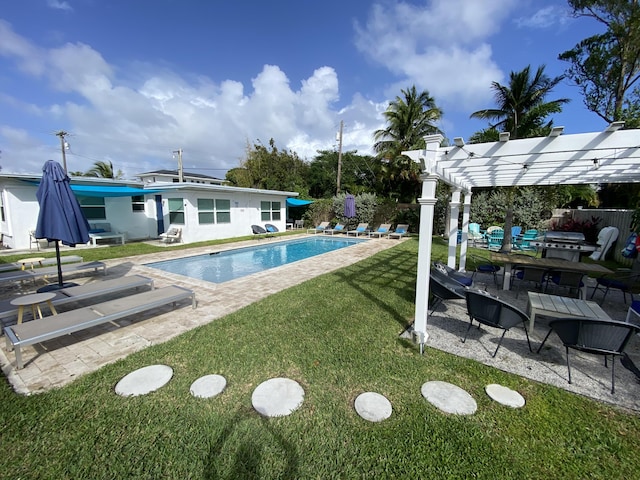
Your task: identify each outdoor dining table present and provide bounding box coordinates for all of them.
[489,252,614,293]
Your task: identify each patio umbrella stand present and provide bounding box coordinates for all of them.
[35,160,91,292]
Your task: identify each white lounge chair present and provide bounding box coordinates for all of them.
[388,224,409,239]
[369,224,391,238]
[346,223,369,237]
[324,224,346,235]
[0,275,154,323]
[307,221,330,234]
[4,285,196,369]
[159,226,182,244]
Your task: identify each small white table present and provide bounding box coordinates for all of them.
[10,292,58,324]
[527,292,610,333]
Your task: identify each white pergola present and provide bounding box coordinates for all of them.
[402,124,640,352]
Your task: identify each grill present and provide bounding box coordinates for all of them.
[530,231,597,262]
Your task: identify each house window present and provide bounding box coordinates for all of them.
[131,195,145,212]
[0,192,5,222]
[216,199,231,223]
[260,201,281,222]
[197,198,231,224]
[168,198,185,224]
[77,195,106,220]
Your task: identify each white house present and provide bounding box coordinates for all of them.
[0,169,300,250]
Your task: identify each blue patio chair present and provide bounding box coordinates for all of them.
[514,229,538,251]
[486,229,504,251]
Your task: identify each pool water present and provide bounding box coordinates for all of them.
[145,236,366,283]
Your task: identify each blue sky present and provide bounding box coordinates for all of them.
[0,0,606,179]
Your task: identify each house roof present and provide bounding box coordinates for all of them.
[403,124,640,192]
[136,169,224,181]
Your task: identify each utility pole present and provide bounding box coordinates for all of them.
[173,148,184,182]
[56,131,69,173]
[336,120,343,194]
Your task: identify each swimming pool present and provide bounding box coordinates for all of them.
[145,236,366,283]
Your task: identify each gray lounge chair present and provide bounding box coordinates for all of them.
[324,224,346,235]
[0,255,84,273]
[0,261,106,286]
[0,275,154,324]
[369,224,391,238]
[346,223,369,236]
[388,224,409,239]
[4,285,196,369]
[307,221,330,234]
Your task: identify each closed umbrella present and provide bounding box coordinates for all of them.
[35,160,91,291]
[344,194,356,218]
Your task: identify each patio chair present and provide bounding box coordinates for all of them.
[307,221,330,234]
[511,266,548,299]
[159,226,182,244]
[536,318,640,393]
[469,256,501,287]
[369,224,391,238]
[324,224,346,235]
[513,229,538,251]
[251,225,267,238]
[546,269,586,299]
[468,223,484,246]
[590,267,640,305]
[293,220,304,229]
[433,262,473,287]
[429,268,466,314]
[265,224,279,237]
[388,224,409,239]
[464,289,532,358]
[346,223,369,236]
[486,228,504,251]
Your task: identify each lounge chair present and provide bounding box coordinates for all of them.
[324,224,346,235]
[369,224,391,238]
[307,221,330,234]
[159,226,182,244]
[0,275,154,324]
[429,268,466,314]
[0,255,84,273]
[265,224,279,235]
[346,223,369,237]
[388,224,409,239]
[4,285,196,369]
[433,262,473,287]
[0,261,107,287]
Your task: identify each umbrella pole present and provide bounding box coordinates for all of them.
[55,240,63,287]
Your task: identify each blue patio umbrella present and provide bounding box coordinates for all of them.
[344,194,356,218]
[35,160,91,290]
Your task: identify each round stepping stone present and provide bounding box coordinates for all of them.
[485,384,525,408]
[354,392,392,422]
[115,365,173,397]
[251,377,304,417]
[421,380,477,415]
[190,374,227,399]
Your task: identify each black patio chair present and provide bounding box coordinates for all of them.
[536,318,640,393]
[546,269,586,299]
[590,270,640,305]
[463,289,532,357]
[469,255,501,287]
[433,261,474,287]
[429,268,466,314]
[511,266,548,299]
[251,225,267,238]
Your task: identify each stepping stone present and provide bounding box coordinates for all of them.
[354,392,392,422]
[251,377,304,417]
[115,364,173,397]
[190,374,227,399]
[485,384,525,408]
[421,380,477,415]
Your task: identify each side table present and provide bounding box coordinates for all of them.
[10,292,58,324]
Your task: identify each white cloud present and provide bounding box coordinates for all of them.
[514,5,572,29]
[47,0,73,12]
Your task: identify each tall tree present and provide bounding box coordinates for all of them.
[559,0,640,125]
[84,160,123,179]
[470,65,570,139]
[373,86,444,201]
[470,65,569,250]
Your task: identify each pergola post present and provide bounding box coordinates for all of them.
[459,191,472,271]
[447,188,461,269]
[413,134,443,354]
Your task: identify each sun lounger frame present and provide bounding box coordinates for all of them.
[0,255,84,273]
[4,285,196,369]
[0,274,154,323]
[0,261,106,286]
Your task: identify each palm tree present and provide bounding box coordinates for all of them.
[470,65,569,250]
[85,161,123,179]
[373,86,444,201]
[470,65,569,139]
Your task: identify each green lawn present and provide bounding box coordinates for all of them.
[1,238,639,479]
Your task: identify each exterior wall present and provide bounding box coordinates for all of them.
[0,177,291,249]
